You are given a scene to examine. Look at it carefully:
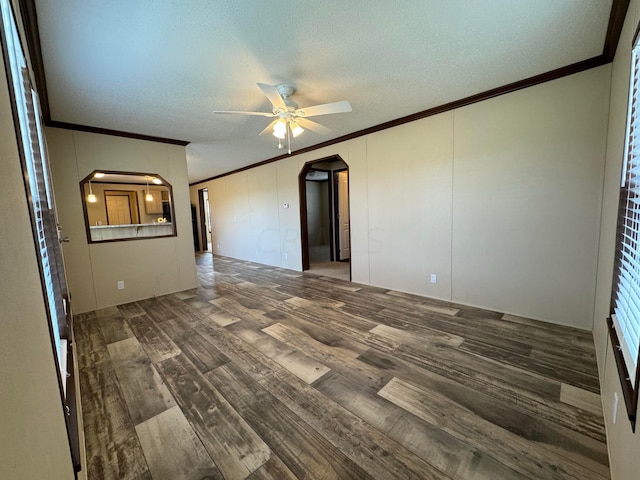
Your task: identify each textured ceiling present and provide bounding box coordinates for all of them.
[33,0,614,183]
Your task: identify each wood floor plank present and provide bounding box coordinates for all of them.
[530,345,598,377]
[274,350,331,384]
[207,363,377,480]
[394,340,564,407]
[245,456,298,480]
[226,322,296,360]
[455,309,595,353]
[172,289,197,301]
[379,377,609,480]
[372,306,535,358]
[207,308,242,327]
[210,297,273,327]
[155,302,456,479]
[369,323,464,348]
[107,337,177,424]
[228,322,330,384]
[161,318,230,373]
[79,351,151,479]
[358,348,607,444]
[312,369,525,480]
[156,355,272,480]
[79,254,610,480]
[118,301,147,319]
[207,364,447,480]
[365,350,609,468]
[127,313,181,363]
[304,276,362,293]
[560,383,604,416]
[384,290,460,315]
[135,405,223,480]
[284,295,345,310]
[73,312,111,369]
[137,298,178,323]
[262,322,387,393]
[280,302,400,352]
[186,296,219,311]
[262,311,369,359]
[459,338,600,394]
[95,306,136,344]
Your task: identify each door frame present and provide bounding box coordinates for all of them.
[298,155,350,273]
[197,187,208,251]
[333,167,349,261]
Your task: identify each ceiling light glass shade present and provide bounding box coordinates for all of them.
[273,120,287,135]
[93,172,105,178]
[145,192,154,202]
[151,177,162,185]
[273,129,286,139]
[291,123,304,137]
[87,179,97,202]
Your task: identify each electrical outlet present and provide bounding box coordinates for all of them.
[117,280,125,290]
[430,273,437,284]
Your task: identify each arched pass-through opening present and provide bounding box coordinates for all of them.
[299,155,351,281]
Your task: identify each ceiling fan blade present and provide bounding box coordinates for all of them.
[296,117,330,135]
[213,110,275,117]
[257,83,286,110]
[295,100,352,117]
[258,119,280,136]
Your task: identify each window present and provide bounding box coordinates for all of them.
[1,0,66,374]
[610,35,640,431]
[1,0,80,472]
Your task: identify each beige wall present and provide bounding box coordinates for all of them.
[47,128,198,313]
[593,1,640,479]
[191,66,610,330]
[0,28,75,480]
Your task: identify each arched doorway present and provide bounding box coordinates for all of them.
[299,155,351,281]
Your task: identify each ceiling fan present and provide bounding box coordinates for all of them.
[213,83,352,154]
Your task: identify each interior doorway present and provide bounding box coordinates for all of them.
[299,155,351,281]
[198,187,212,252]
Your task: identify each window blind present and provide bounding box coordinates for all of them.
[615,46,640,374]
[2,1,68,372]
[1,0,81,470]
[611,39,640,428]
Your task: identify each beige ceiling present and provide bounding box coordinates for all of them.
[32,1,614,183]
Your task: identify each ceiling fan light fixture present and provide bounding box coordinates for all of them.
[214,83,350,155]
[273,120,287,135]
[291,122,304,138]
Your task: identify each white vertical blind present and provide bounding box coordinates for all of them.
[1,0,67,374]
[613,41,640,379]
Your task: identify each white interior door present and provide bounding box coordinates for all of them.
[106,195,132,225]
[337,170,350,260]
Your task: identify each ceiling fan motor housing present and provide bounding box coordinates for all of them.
[276,85,298,111]
[276,84,294,98]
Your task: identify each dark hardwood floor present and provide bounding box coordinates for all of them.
[74,254,609,479]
